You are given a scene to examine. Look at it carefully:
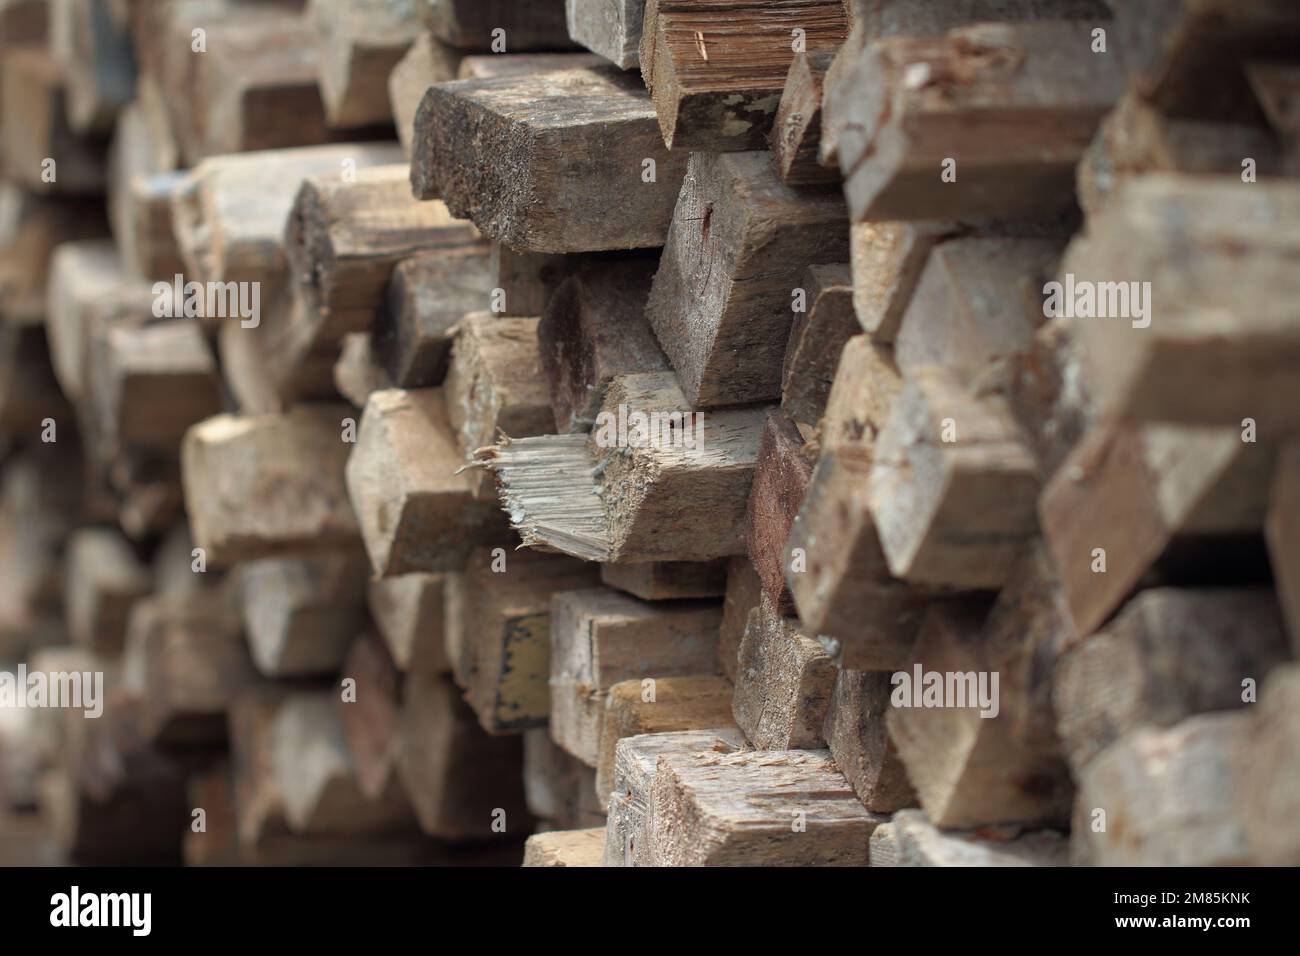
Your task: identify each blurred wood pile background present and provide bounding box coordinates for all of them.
[0,0,1298,867]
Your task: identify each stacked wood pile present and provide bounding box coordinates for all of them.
[1,0,1298,867]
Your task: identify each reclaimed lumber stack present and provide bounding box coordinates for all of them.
[1,0,1298,868]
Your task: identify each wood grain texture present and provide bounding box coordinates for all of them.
[826,21,1122,221]
[566,0,645,69]
[549,586,722,766]
[639,0,848,151]
[444,313,554,500]
[823,668,916,813]
[345,387,511,576]
[388,32,464,156]
[596,674,734,809]
[732,598,835,750]
[410,67,688,252]
[171,142,403,286]
[869,365,1040,590]
[522,827,605,866]
[780,263,856,426]
[285,165,477,345]
[650,748,877,866]
[604,727,745,866]
[645,151,848,407]
[745,409,813,615]
[538,256,668,433]
[770,50,836,185]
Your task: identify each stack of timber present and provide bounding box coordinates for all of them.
[1,0,1298,869]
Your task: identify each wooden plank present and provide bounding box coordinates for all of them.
[780,263,856,427]
[825,21,1123,221]
[1039,421,1277,637]
[770,51,837,186]
[344,387,511,576]
[396,670,531,839]
[334,332,394,408]
[367,573,448,675]
[522,727,605,830]
[423,0,575,52]
[285,165,477,345]
[538,256,667,433]
[0,185,109,324]
[645,151,848,408]
[489,242,570,316]
[849,221,954,343]
[596,675,734,808]
[565,0,645,69]
[127,591,255,748]
[1,47,108,195]
[88,318,223,455]
[477,372,767,563]
[310,0,422,129]
[1267,445,1300,652]
[522,827,605,866]
[639,0,848,152]
[158,6,338,164]
[107,100,186,280]
[63,527,151,655]
[410,66,688,252]
[455,51,605,79]
[745,409,814,615]
[1112,0,1300,122]
[894,238,1062,384]
[1242,664,1300,865]
[1053,587,1287,774]
[868,365,1039,590]
[181,404,362,567]
[388,32,463,156]
[871,809,1066,867]
[650,748,877,866]
[1077,90,1285,218]
[50,0,136,134]
[817,334,901,461]
[823,668,915,813]
[337,633,404,801]
[549,586,721,766]
[604,727,745,866]
[1072,712,1252,866]
[599,559,727,601]
[443,313,554,500]
[1056,175,1300,431]
[171,142,404,287]
[237,551,369,678]
[886,603,1074,829]
[374,243,492,389]
[732,597,835,750]
[273,692,416,837]
[717,555,761,682]
[443,547,599,735]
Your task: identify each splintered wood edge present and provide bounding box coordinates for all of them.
[472,434,612,561]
